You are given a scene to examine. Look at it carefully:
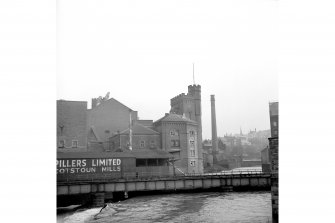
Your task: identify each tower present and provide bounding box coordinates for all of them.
[170,84,203,173]
[211,95,218,165]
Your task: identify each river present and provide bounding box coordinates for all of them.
[57,191,272,223]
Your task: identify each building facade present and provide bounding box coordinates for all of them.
[109,122,161,152]
[57,100,88,152]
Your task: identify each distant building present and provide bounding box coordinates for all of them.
[202,140,213,167]
[154,113,201,174]
[57,100,88,152]
[109,122,161,151]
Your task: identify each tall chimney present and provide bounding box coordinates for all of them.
[211,95,218,152]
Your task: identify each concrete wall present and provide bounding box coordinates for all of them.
[57,100,87,152]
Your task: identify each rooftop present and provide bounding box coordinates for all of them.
[154,113,198,125]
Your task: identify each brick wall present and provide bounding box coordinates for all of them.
[87,99,138,142]
[57,100,87,152]
[109,134,161,151]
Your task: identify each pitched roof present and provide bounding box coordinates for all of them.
[119,123,159,135]
[90,97,134,111]
[154,113,198,125]
[89,126,100,141]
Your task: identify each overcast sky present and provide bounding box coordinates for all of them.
[57,0,278,139]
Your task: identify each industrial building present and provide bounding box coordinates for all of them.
[56,84,206,176]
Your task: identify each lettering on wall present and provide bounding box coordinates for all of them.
[56,158,121,174]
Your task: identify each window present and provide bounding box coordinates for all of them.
[170,129,179,136]
[190,150,195,157]
[150,140,155,148]
[189,140,195,147]
[59,125,64,136]
[190,160,196,166]
[189,130,195,136]
[147,159,157,166]
[140,140,145,148]
[273,121,277,127]
[59,140,65,148]
[72,140,78,148]
[136,159,146,167]
[171,140,180,147]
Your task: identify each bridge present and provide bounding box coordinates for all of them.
[57,170,271,207]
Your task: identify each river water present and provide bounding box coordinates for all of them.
[57,191,272,223]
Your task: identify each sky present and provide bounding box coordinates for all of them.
[57,0,278,139]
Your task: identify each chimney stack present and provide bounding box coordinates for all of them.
[211,95,218,152]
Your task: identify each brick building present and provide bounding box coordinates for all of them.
[269,101,279,221]
[154,113,201,174]
[57,100,88,152]
[87,98,138,150]
[108,122,161,152]
[169,85,204,173]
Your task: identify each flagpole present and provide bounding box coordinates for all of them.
[193,63,195,85]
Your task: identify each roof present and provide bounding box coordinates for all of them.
[154,113,198,125]
[57,99,87,103]
[90,98,134,111]
[57,150,172,159]
[119,123,159,135]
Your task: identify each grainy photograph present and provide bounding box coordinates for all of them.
[56,0,278,222]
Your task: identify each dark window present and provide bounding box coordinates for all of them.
[147,159,157,166]
[189,130,195,136]
[140,140,145,148]
[136,159,146,167]
[157,159,166,166]
[189,140,195,147]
